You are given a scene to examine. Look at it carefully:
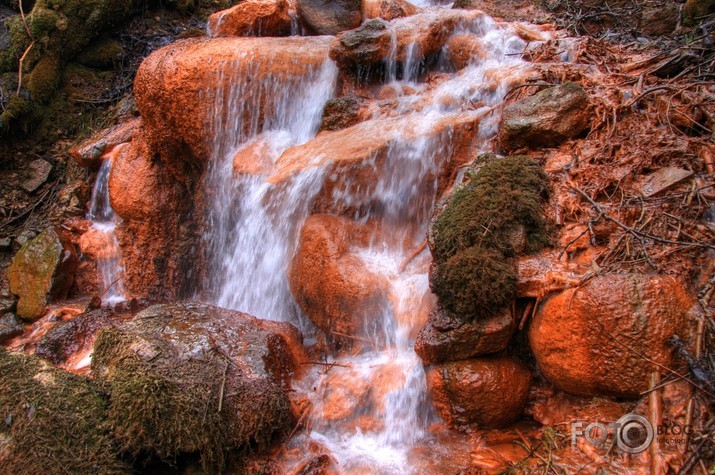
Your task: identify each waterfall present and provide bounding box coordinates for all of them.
[201,5,533,473]
[86,150,127,303]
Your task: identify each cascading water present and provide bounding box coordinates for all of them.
[86,149,127,303]
[201,4,536,473]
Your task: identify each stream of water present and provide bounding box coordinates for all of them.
[201,3,533,472]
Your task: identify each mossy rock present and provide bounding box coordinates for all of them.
[92,303,296,469]
[27,54,62,102]
[76,38,124,69]
[7,228,75,321]
[683,0,715,24]
[430,155,551,262]
[0,94,31,133]
[0,349,128,474]
[430,246,517,319]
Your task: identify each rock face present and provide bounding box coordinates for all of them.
[92,303,301,464]
[329,9,486,68]
[499,82,591,151]
[415,307,515,364]
[8,228,76,320]
[530,274,692,397]
[208,0,292,37]
[297,0,362,35]
[289,214,388,346]
[134,36,333,165]
[426,357,532,428]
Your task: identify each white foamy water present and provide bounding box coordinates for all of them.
[86,154,127,303]
[201,8,539,473]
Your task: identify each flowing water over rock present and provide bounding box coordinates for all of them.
[86,149,127,303]
[201,3,535,472]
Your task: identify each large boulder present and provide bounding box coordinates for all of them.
[91,303,302,466]
[329,9,486,68]
[208,0,292,37]
[529,274,692,397]
[289,214,388,347]
[0,350,127,473]
[415,307,515,364]
[426,356,532,429]
[297,0,362,35]
[134,36,333,165]
[7,228,76,321]
[499,82,591,151]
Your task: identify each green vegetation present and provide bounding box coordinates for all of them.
[0,349,128,474]
[430,246,517,318]
[429,155,551,322]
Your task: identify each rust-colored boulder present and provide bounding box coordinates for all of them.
[134,36,333,165]
[426,356,532,429]
[499,82,590,151]
[289,214,388,345]
[69,118,141,169]
[363,0,419,21]
[445,34,487,70]
[297,0,362,35]
[415,307,515,364]
[208,0,292,37]
[330,9,487,67]
[108,130,162,221]
[529,274,692,398]
[8,228,76,321]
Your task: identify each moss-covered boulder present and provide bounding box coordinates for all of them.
[8,228,76,321]
[91,303,300,469]
[429,155,551,262]
[0,349,128,474]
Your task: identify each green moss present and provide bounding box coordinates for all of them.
[431,155,551,262]
[0,349,128,474]
[0,16,32,73]
[430,246,517,318]
[76,38,124,69]
[27,54,61,102]
[0,94,31,132]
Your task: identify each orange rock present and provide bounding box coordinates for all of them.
[426,356,532,429]
[108,131,161,222]
[289,214,389,346]
[529,273,692,397]
[134,36,333,165]
[319,371,370,421]
[444,34,487,70]
[363,0,419,21]
[78,227,118,261]
[207,0,292,38]
[69,118,142,168]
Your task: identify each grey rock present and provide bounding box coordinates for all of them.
[21,159,53,193]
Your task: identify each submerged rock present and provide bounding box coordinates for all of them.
[426,356,532,429]
[92,303,301,467]
[499,82,591,151]
[289,214,388,347]
[8,228,76,321]
[0,350,127,473]
[208,0,292,37]
[415,307,515,364]
[297,0,362,35]
[363,0,419,21]
[529,274,692,397]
